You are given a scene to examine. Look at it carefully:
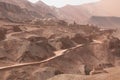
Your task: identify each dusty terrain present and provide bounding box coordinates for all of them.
[0,20,119,80]
[48,66,120,80]
[0,0,119,80]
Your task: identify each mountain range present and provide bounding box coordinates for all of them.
[0,0,120,28]
[0,0,120,80]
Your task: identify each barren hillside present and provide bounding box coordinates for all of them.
[59,0,120,28]
[0,0,119,80]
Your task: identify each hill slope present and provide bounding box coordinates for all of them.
[59,0,120,28]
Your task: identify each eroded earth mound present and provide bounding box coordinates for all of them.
[0,22,119,80]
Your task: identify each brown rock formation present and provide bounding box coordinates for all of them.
[0,27,6,41]
[0,39,55,63]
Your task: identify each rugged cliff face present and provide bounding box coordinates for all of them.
[35,1,57,18]
[0,0,57,23]
[0,2,42,23]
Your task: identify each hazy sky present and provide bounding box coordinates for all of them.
[28,0,100,7]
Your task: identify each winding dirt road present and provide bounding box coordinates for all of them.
[0,41,102,70]
[0,44,83,70]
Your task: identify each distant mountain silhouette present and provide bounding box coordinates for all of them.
[0,0,120,28]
